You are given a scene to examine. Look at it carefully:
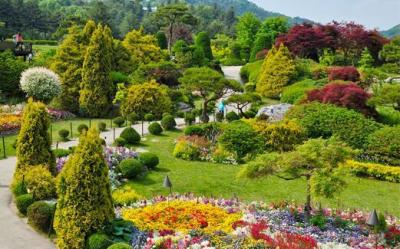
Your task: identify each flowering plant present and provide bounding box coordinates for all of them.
[0,113,21,134]
[47,108,76,120]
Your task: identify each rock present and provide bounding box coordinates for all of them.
[177,102,192,112]
[256,103,292,122]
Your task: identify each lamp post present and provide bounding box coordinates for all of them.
[366,209,379,249]
[163,175,172,196]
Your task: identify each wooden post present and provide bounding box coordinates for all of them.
[89,119,92,128]
[113,128,115,142]
[2,136,6,159]
[50,125,53,144]
[70,122,73,139]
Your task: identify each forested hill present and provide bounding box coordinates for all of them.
[382,24,400,38]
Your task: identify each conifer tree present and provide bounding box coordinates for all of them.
[14,99,55,177]
[195,31,213,61]
[54,128,114,249]
[79,24,114,117]
[256,44,295,98]
[81,20,97,45]
[359,48,374,69]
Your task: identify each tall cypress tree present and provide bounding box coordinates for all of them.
[79,24,113,117]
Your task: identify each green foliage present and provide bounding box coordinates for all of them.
[120,127,141,145]
[281,79,317,104]
[359,48,374,69]
[112,186,142,206]
[173,135,210,161]
[16,194,34,215]
[257,44,296,98]
[156,31,168,50]
[195,32,213,61]
[107,243,131,249]
[110,71,129,84]
[54,128,114,249]
[78,124,89,134]
[98,122,107,132]
[310,214,327,229]
[161,115,177,130]
[236,13,261,59]
[184,126,204,136]
[148,122,163,135]
[286,102,381,148]
[118,159,144,179]
[113,117,125,127]
[144,113,155,122]
[226,111,240,122]
[126,112,139,124]
[226,92,261,115]
[53,148,71,158]
[86,233,112,249]
[104,219,134,244]
[240,60,263,83]
[0,50,27,99]
[114,137,126,147]
[80,24,114,117]
[25,165,56,200]
[27,201,55,233]
[369,84,400,112]
[138,152,159,169]
[343,160,400,183]
[11,180,27,197]
[376,106,400,125]
[132,61,181,87]
[380,36,400,67]
[15,99,55,177]
[58,129,70,141]
[366,126,400,165]
[184,112,196,125]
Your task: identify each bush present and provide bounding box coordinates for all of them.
[114,137,126,147]
[126,112,139,124]
[112,186,142,206]
[53,148,71,158]
[11,180,27,197]
[173,135,210,161]
[25,165,56,200]
[184,112,196,125]
[148,122,163,135]
[161,115,176,130]
[118,159,144,179]
[184,125,204,136]
[281,79,317,104]
[176,111,185,118]
[27,201,55,233]
[16,194,34,215]
[107,243,132,249]
[377,106,400,126]
[226,111,240,122]
[138,152,159,169]
[244,82,256,92]
[113,117,125,127]
[144,113,155,122]
[216,112,224,122]
[343,160,400,183]
[86,233,112,249]
[98,122,107,132]
[20,67,61,103]
[120,127,141,145]
[58,129,70,141]
[243,110,257,119]
[78,124,89,134]
[328,66,360,82]
[366,126,400,165]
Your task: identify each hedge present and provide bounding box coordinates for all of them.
[342,160,400,183]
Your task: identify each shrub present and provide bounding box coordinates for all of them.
[184,125,204,136]
[138,152,159,169]
[27,201,55,233]
[243,110,257,118]
[107,243,131,249]
[16,194,34,215]
[176,111,185,118]
[114,137,126,147]
[161,115,176,130]
[98,122,107,132]
[226,111,240,122]
[244,82,256,92]
[328,66,360,82]
[144,113,155,122]
[53,148,71,158]
[120,127,141,145]
[366,126,400,165]
[126,112,139,124]
[11,180,27,197]
[184,112,196,125]
[215,112,224,122]
[343,160,400,183]
[173,135,211,161]
[118,159,144,179]
[25,165,56,200]
[148,122,163,135]
[112,186,142,206]
[113,117,125,127]
[281,79,317,104]
[86,233,112,249]
[286,102,381,149]
[20,67,61,103]
[58,129,70,141]
[78,124,89,134]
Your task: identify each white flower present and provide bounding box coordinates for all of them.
[318,242,353,249]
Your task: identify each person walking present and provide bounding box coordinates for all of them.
[15,32,23,50]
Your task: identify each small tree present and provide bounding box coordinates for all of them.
[239,137,354,220]
[179,67,242,123]
[359,48,374,69]
[369,83,400,112]
[54,128,114,249]
[195,32,213,61]
[226,92,261,116]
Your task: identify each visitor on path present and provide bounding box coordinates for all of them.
[218,101,225,116]
[28,52,33,63]
[15,32,23,50]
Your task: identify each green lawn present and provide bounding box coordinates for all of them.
[127,130,400,217]
[32,44,58,54]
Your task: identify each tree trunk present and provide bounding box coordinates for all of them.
[168,22,173,56]
[202,100,210,123]
[305,175,312,221]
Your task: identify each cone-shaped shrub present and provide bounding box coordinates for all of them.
[15,99,55,177]
[54,128,114,249]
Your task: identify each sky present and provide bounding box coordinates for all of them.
[249,0,400,30]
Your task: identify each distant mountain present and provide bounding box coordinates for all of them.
[381,24,400,38]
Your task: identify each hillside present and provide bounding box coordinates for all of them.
[382,24,400,38]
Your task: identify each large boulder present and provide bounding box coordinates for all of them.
[256,103,292,122]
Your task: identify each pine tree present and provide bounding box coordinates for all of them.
[54,128,114,249]
[195,31,213,61]
[82,20,97,46]
[257,44,295,98]
[79,24,113,117]
[359,47,374,69]
[14,99,55,177]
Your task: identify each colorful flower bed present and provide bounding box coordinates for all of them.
[47,108,76,120]
[118,195,400,249]
[0,113,21,134]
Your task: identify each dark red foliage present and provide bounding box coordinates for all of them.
[328,66,360,82]
[255,49,269,60]
[273,233,318,249]
[307,82,376,117]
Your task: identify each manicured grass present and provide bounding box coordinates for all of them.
[32,44,57,54]
[127,130,400,217]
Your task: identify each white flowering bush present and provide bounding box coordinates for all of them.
[20,67,61,103]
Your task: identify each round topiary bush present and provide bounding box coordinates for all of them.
[138,152,159,169]
[98,122,107,132]
[27,201,55,233]
[114,137,126,147]
[107,243,132,249]
[16,193,34,215]
[77,124,89,134]
[86,233,112,249]
[118,159,144,179]
[162,113,171,118]
[120,127,141,145]
[184,112,196,125]
[144,113,155,122]
[113,117,125,127]
[161,115,176,130]
[226,111,240,122]
[148,122,163,135]
[25,165,56,200]
[20,67,61,103]
[58,129,70,141]
[184,125,204,136]
[127,112,139,124]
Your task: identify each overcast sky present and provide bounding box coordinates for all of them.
[249,0,400,30]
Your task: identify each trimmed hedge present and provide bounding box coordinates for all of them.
[138,152,159,169]
[148,122,163,135]
[16,194,34,215]
[343,160,400,183]
[114,137,126,147]
[86,233,112,249]
[25,39,58,45]
[58,129,69,141]
[113,117,125,127]
[120,127,140,145]
[27,201,55,233]
[118,159,144,179]
[161,115,176,130]
[78,124,89,134]
[98,122,107,132]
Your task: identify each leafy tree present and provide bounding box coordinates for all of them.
[369,83,400,112]
[79,24,114,117]
[236,12,261,59]
[380,36,400,68]
[179,67,242,122]
[112,39,134,74]
[226,92,261,116]
[54,128,114,249]
[257,44,296,98]
[156,31,168,49]
[194,31,213,61]
[359,48,374,69]
[0,51,27,99]
[239,137,355,219]
[132,61,181,87]
[172,40,193,68]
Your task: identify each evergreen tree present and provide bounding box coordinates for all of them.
[82,20,97,45]
[257,44,296,98]
[359,48,374,69]
[54,128,114,249]
[156,31,168,50]
[14,99,55,177]
[195,31,213,61]
[79,24,114,117]
[236,13,261,57]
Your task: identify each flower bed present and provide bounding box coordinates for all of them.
[47,108,76,120]
[0,113,21,134]
[119,195,400,249]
